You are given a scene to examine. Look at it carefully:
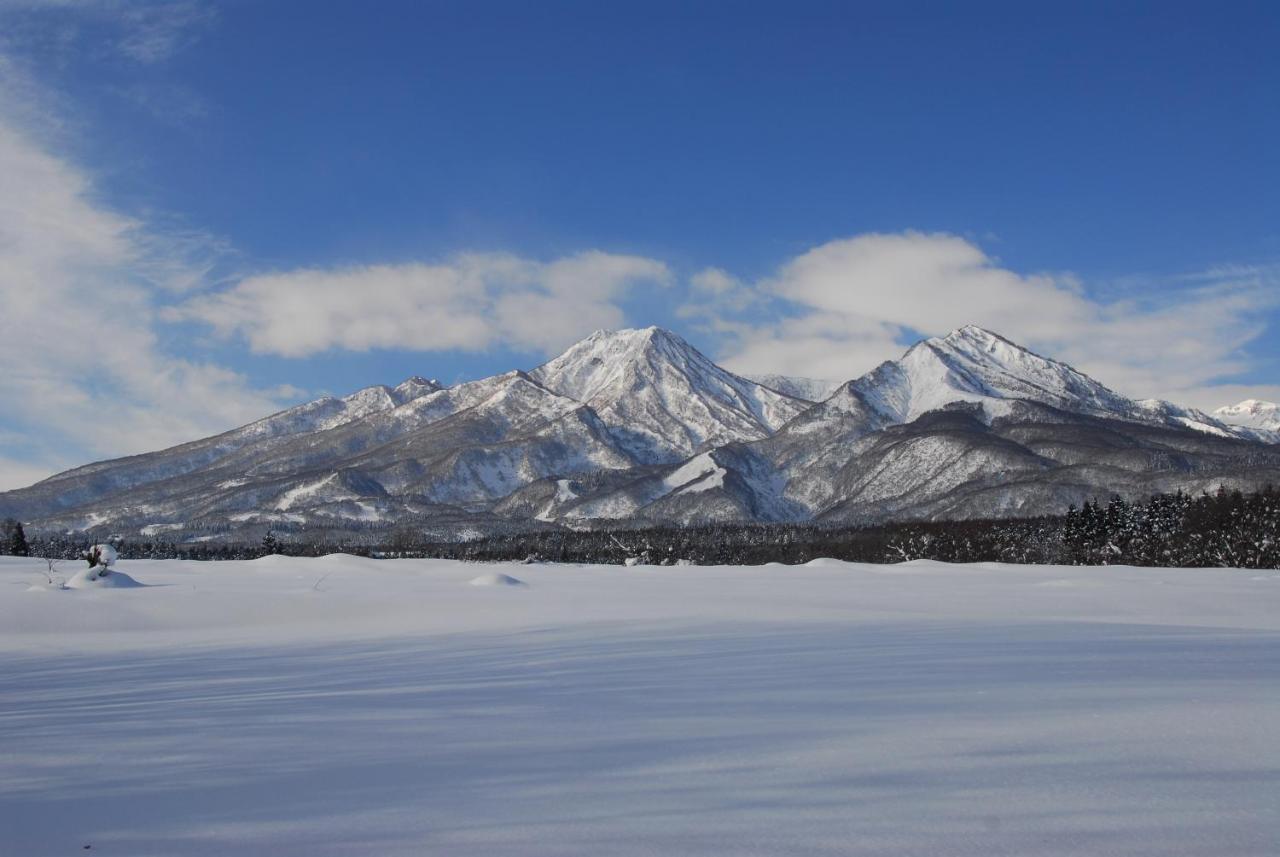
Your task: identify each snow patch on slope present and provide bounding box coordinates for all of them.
[663,453,727,495]
[275,474,343,511]
[141,522,185,536]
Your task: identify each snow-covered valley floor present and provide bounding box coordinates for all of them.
[2,556,1278,856]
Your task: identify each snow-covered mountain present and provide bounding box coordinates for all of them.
[462,327,1277,528]
[849,326,1123,420]
[1214,399,1280,440]
[848,325,1222,431]
[3,325,1277,541]
[530,327,810,461]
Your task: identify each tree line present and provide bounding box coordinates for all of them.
[3,486,1278,568]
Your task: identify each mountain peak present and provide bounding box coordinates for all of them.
[855,326,1133,423]
[396,375,441,389]
[942,323,1005,343]
[391,376,442,403]
[930,325,1045,362]
[579,325,681,351]
[584,324,664,339]
[531,326,809,461]
[1218,398,1278,414]
[531,327,699,402]
[1214,398,1280,433]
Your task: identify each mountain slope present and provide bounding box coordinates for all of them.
[8,372,622,533]
[744,373,843,402]
[0,377,443,520]
[565,399,1280,529]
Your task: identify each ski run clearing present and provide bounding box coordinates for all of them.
[2,555,1277,856]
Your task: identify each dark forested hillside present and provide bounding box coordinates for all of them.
[8,487,1277,569]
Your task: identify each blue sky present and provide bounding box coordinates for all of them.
[0,0,1278,488]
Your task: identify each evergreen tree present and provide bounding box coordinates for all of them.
[1,518,29,556]
[9,520,29,557]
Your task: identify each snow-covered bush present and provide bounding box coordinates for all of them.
[84,543,118,580]
[87,543,118,566]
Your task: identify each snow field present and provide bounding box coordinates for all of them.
[1,555,1278,856]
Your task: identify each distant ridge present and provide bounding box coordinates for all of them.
[1214,399,1280,436]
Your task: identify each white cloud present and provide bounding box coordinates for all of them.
[690,267,741,296]
[685,231,1279,406]
[770,232,1094,340]
[0,71,291,490]
[173,251,672,358]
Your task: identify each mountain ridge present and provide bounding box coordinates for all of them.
[2,325,1276,541]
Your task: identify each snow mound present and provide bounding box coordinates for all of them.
[802,558,849,568]
[468,572,526,587]
[65,568,144,589]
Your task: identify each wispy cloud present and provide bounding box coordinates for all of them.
[0,0,216,65]
[114,0,215,63]
[0,60,289,490]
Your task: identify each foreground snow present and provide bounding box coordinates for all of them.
[2,556,1277,856]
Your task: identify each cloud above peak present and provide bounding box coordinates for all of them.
[682,231,1279,411]
[174,229,1279,414]
[771,232,1092,339]
[173,251,672,358]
